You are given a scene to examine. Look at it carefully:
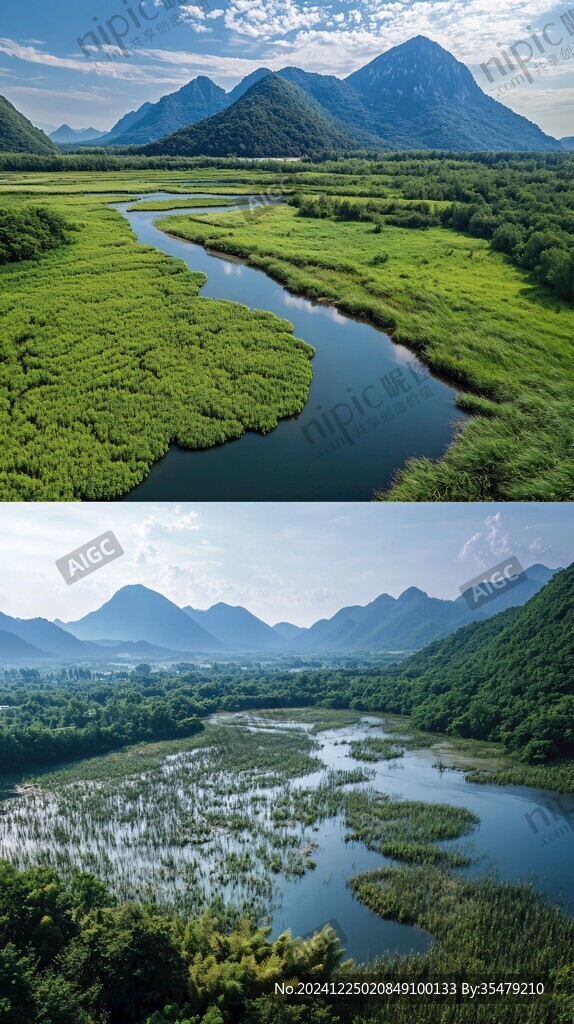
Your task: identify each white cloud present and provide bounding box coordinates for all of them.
[457,512,558,571]
[181,4,208,19]
[225,0,326,40]
[0,37,188,84]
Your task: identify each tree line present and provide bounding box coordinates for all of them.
[0,550,570,777]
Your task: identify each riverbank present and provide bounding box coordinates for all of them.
[0,186,313,500]
[160,199,573,501]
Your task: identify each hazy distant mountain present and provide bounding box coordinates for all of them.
[0,96,59,154]
[453,562,557,615]
[561,137,574,150]
[291,564,560,653]
[50,124,105,144]
[272,622,307,641]
[0,611,88,657]
[0,629,48,661]
[99,639,184,660]
[89,102,153,146]
[298,588,464,653]
[97,78,227,147]
[6,564,554,663]
[184,603,283,651]
[62,585,223,652]
[346,36,559,151]
[145,74,362,157]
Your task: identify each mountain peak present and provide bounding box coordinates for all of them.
[62,586,223,652]
[397,586,429,602]
[227,67,272,103]
[146,71,358,158]
[345,35,557,149]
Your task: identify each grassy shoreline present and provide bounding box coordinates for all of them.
[0,188,313,499]
[3,708,570,796]
[160,202,574,501]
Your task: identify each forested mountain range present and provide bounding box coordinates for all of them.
[142,39,559,156]
[144,74,365,157]
[367,563,574,760]
[0,564,560,662]
[4,35,556,157]
[97,77,228,146]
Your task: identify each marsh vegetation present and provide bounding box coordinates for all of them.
[0,154,572,500]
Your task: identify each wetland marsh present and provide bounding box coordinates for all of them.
[1,710,571,965]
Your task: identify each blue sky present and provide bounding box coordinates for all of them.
[0,0,572,136]
[0,503,571,624]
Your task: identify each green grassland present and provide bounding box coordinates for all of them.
[0,186,313,499]
[0,160,572,499]
[162,201,574,500]
[0,167,280,195]
[349,866,574,1023]
[126,197,244,211]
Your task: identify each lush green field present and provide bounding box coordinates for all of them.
[126,197,246,212]
[164,199,573,500]
[0,157,572,500]
[0,182,312,499]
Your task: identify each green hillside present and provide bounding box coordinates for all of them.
[0,96,59,154]
[145,74,366,157]
[381,564,573,761]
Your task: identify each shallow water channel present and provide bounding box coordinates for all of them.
[0,713,570,965]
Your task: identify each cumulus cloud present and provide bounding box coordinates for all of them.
[224,0,327,40]
[457,512,556,571]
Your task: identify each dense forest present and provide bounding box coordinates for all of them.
[0,565,571,774]
[0,860,345,1024]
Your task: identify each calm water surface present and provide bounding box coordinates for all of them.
[1,714,571,964]
[115,193,468,500]
[210,715,573,961]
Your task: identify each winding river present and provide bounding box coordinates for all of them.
[114,192,468,501]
